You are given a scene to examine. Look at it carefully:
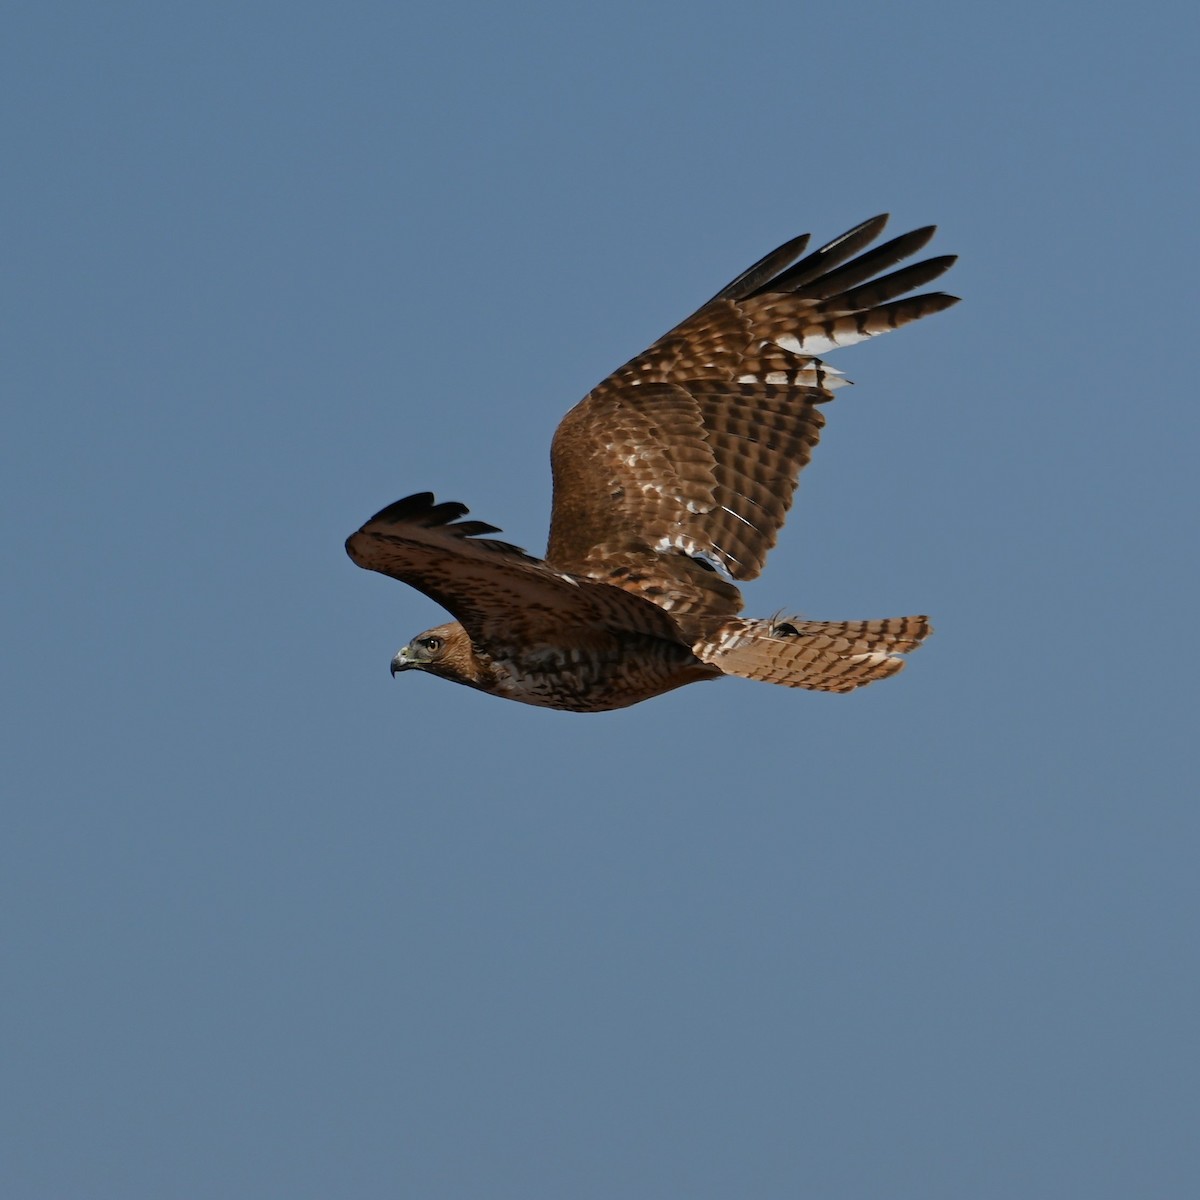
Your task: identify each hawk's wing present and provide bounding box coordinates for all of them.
[546,215,958,616]
[346,492,680,653]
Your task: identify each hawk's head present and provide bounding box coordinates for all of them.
[390,622,488,689]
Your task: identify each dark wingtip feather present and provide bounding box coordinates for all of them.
[454,520,504,537]
[348,492,533,561]
[822,254,960,312]
[824,213,891,249]
[787,227,942,301]
[709,231,812,303]
[747,214,892,296]
[921,291,962,311]
[364,491,469,528]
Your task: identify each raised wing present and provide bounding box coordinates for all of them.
[345,492,679,653]
[546,215,957,615]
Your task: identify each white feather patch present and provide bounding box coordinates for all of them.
[775,330,875,356]
[652,533,734,580]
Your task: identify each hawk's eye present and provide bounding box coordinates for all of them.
[422,636,443,653]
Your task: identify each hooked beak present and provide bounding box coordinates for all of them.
[390,648,413,677]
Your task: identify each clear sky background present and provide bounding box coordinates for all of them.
[4,3,1197,1197]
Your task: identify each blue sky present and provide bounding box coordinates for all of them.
[3,2,1197,1197]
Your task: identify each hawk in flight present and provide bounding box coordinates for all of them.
[346,215,958,712]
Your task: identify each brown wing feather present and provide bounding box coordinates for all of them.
[547,380,826,616]
[346,492,679,655]
[546,215,958,614]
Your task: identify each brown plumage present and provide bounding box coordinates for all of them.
[346,215,958,711]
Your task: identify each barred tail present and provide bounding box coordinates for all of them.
[694,614,931,693]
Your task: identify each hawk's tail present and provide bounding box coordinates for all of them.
[694,615,931,693]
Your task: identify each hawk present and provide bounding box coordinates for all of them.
[346,214,958,712]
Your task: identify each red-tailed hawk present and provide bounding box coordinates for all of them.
[346,215,957,712]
